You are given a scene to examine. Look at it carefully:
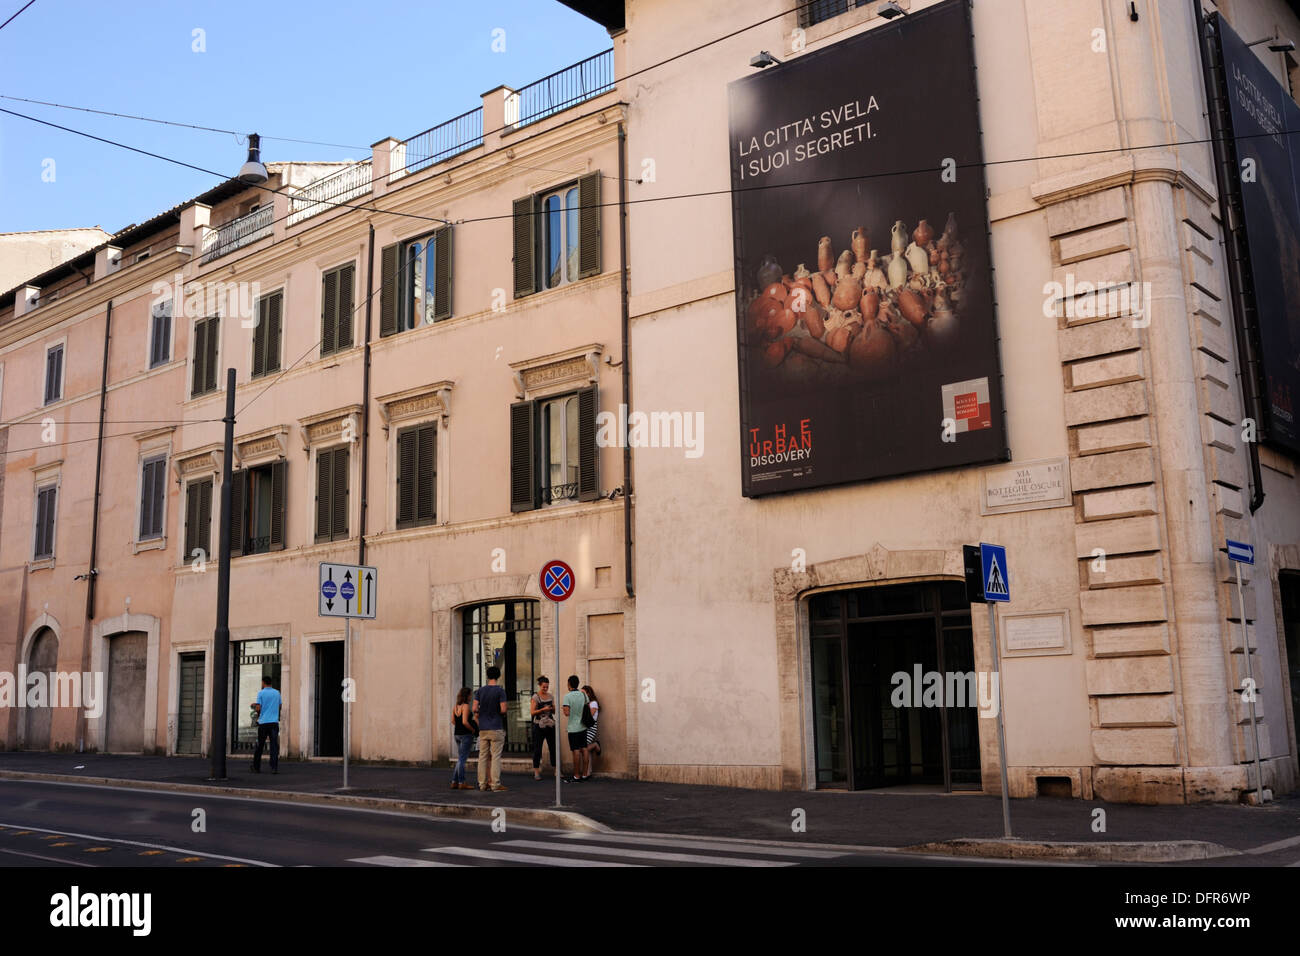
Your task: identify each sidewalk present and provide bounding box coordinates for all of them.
[2,751,1296,857]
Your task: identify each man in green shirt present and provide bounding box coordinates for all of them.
[561,675,588,782]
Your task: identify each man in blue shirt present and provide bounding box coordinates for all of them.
[251,676,281,774]
[472,666,508,791]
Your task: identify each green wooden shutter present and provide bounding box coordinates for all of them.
[512,196,536,298]
[333,444,349,539]
[510,400,536,512]
[577,172,602,279]
[204,318,219,393]
[252,299,268,378]
[267,292,282,373]
[432,227,452,321]
[198,478,212,555]
[416,424,435,523]
[396,428,417,527]
[184,479,200,555]
[228,469,245,557]
[139,461,155,539]
[321,269,339,355]
[191,320,208,396]
[315,449,332,543]
[577,385,599,501]
[380,243,400,337]
[336,263,354,349]
[270,460,287,550]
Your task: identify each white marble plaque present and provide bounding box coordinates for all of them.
[1002,610,1071,657]
[981,457,1070,514]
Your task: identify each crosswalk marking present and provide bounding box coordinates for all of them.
[554,833,847,859]
[421,846,643,867]
[502,838,795,867]
[349,855,468,867]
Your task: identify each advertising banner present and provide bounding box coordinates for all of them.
[1217,16,1300,454]
[728,0,1005,496]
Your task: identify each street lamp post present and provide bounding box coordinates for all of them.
[209,368,235,780]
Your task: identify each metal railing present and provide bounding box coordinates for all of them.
[513,49,614,129]
[288,161,373,226]
[201,205,273,263]
[389,107,483,183]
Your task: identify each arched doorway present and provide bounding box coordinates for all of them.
[462,600,540,755]
[23,627,57,750]
[808,580,980,791]
[105,631,148,752]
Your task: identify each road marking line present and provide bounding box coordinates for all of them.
[84,848,110,853]
[0,847,94,867]
[177,857,201,863]
[50,842,73,847]
[1245,835,1300,855]
[421,846,642,867]
[350,855,468,867]
[138,850,164,856]
[0,821,275,867]
[502,839,795,867]
[554,832,846,859]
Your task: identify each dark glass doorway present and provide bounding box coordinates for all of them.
[231,639,281,753]
[1280,572,1300,757]
[810,581,981,791]
[314,641,344,757]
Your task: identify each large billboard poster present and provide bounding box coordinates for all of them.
[1218,16,1300,454]
[728,0,1006,496]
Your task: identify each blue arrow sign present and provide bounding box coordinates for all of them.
[980,543,1010,603]
[1226,539,1255,565]
[321,580,337,600]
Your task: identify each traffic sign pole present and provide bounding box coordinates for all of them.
[539,560,575,809]
[343,615,351,790]
[554,599,561,809]
[987,603,1012,839]
[1236,561,1264,801]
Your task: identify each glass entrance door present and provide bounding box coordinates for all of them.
[231,638,281,753]
[809,581,978,791]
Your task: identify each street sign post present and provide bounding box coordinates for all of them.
[1224,540,1266,803]
[539,560,575,808]
[978,542,1012,838]
[319,562,378,790]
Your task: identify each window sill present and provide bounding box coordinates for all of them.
[134,537,167,554]
[29,558,55,571]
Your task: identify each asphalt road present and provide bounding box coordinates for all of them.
[0,778,1075,868]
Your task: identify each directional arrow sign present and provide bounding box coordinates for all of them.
[320,562,378,619]
[1225,539,1255,565]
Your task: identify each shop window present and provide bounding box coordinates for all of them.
[462,601,539,754]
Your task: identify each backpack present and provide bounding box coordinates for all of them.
[580,695,595,728]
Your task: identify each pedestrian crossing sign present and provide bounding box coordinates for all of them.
[980,543,1010,603]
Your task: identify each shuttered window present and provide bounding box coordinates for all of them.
[509,385,598,512]
[228,460,287,556]
[191,316,219,398]
[395,423,436,528]
[149,300,172,369]
[382,228,453,337]
[251,291,283,378]
[43,344,64,405]
[184,477,213,558]
[321,263,355,356]
[138,455,167,541]
[315,446,350,542]
[512,171,601,299]
[33,484,57,559]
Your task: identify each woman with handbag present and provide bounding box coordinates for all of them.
[530,676,557,781]
[451,686,477,789]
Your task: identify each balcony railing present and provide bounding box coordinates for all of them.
[513,50,614,129]
[389,108,483,183]
[201,205,273,263]
[288,161,373,227]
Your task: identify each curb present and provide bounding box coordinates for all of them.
[0,770,608,834]
[903,837,1238,862]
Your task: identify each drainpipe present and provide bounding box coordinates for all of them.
[359,224,375,565]
[619,122,633,598]
[1196,5,1266,513]
[79,298,111,752]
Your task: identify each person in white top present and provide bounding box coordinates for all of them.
[580,684,601,779]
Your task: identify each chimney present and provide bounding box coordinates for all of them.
[93,245,122,280]
[179,203,212,257]
[14,284,40,318]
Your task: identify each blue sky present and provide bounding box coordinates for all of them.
[0,0,611,234]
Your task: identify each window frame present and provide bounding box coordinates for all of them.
[149,297,174,369]
[509,384,599,513]
[136,452,169,544]
[319,260,356,358]
[394,422,437,530]
[512,172,601,300]
[32,480,58,562]
[229,459,288,557]
[537,393,581,505]
[183,476,214,562]
[190,314,221,399]
[538,183,582,291]
[250,288,284,379]
[314,443,351,543]
[43,340,66,406]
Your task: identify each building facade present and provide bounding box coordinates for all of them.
[3,0,1300,805]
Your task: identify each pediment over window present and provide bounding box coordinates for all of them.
[509,344,602,400]
[375,381,454,429]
